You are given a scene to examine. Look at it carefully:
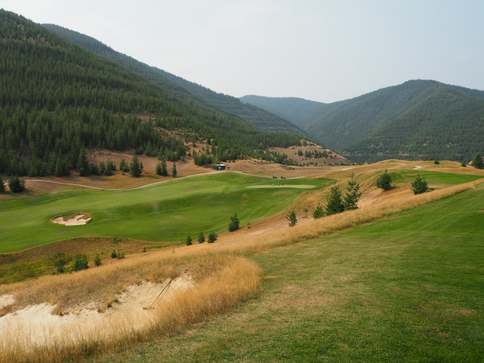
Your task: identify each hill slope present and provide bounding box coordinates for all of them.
[243,81,484,161]
[0,10,301,176]
[42,24,301,134]
[240,95,325,130]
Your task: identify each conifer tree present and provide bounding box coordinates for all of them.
[198,232,205,243]
[160,159,168,176]
[228,214,240,232]
[130,156,142,177]
[343,178,362,210]
[412,175,429,194]
[0,176,5,193]
[326,186,344,215]
[313,204,324,219]
[376,170,393,191]
[472,154,483,169]
[78,150,90,177]
[287,210,297,226]
[172,162,177,177]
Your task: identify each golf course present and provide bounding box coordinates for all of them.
[0,173,331,253]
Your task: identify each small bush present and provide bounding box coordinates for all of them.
[472,154,483,169]
[117,251,126,259]
[197,232,205,243]
[313,205,324,219]
[111,250,118,259]
[186,235,193,246]
[287,210,297,227]
[8,176,25,193]
[94,255,102,266]
[434,160,440,165]
[412,175,429,195]
[376,170,393,191]
[208,232,218,243]
[73,255,89,271]
[0,177,4,193]
[228,213,240,232]
[52,253,67,274]
[112,236,121,245]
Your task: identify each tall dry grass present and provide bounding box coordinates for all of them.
[0,256,260,363]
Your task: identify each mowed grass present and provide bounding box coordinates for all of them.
[390,169,482,186]
[97,186,484,362]
[0,173,331,253]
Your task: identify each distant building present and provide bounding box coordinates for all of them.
[215,163,226,171]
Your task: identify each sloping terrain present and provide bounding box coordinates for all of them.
[42,24,301,134]
[243,80,484,161]
[0,10,303,177]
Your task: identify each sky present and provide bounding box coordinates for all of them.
[2,0,484,102]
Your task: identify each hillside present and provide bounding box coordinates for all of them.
[242,81,484,162]
[0,10,302,177]
[240,95,325,129]
[42,24,301,134]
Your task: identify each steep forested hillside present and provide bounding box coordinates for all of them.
[0,10,301,176]
[42,24,301,133]
[240,95,325,130]
[243,81,484,162]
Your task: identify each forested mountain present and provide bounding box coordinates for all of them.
[42,24,301,134]
[240,95,325,130]
[0,10,301,176]
[243,80,484,162]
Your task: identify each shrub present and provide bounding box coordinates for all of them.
[434,160,440,165]
[197,232,205,243]
[117,251,126,259]
[412,175,429,195]
[343,178,362,210]
[208,232,218,243]
[0,176,4,193]
[228,213,240,232]
[52,253,67,274]
[172,162,177,177]
[112,236,121,245]
[287,210,297,227]
[111,250,118,259]
[186,235,193,246]
[8,176,25,193]
[313,204,324,219]
[73,255,89,271]
[472,154,483,169]
[326,186,344,215]
[130,156,142,177]
[94,255,102,266]
[376,170,393,191]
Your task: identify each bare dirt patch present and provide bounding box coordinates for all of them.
[0,295,14,310]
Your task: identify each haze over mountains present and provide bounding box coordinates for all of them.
[242,80,484,162]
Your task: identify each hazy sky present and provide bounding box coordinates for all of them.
[2,0,484,102]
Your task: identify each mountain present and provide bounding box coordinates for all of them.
[240,95,325,130]
[0,10,301,176]
[42,24,301,134]
[243,80,484,162]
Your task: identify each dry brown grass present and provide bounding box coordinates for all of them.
[0,255,260,363]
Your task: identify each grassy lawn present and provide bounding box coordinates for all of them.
[390,169,482,186]
[0,173,331,253]
[97,186,484,362]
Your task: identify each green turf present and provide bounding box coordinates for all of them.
[96,186,484,362]
[390,169,482,186]
[0,173,331,253]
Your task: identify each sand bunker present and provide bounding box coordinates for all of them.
[0,276,193,350]
[52,214,92,226]
[246,184,315,190]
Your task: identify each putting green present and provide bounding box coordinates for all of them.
[0,173,332,253]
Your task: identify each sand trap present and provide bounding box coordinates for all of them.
[414,165,423,169]
[0,276,193,350]
[52,214,92,226]
[0,295,15,310]
[246,184,315,190]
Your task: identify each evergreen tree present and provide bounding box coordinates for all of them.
[8,176,25,193]
[343,178,362,210]
[287,210,297,226]
[376,170,393,191]
[228,213,240,232]
[326,186,344,215]
[160,159,168,176]
[313,204,324,219]
[197,232,205,243]
[185,235,193,246]
[172,162,177,177]
[120,159,129,173]
[78,150,90,177]
[0,176,5,193]
[411,175,429,194]
[472,154,483,169]
[208,232,218,243]
[130,155,142,177]
[156,162,162,176]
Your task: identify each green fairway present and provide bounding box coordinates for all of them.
[0,173,331,253]
[390,169,482,186]
[99,185,484,362]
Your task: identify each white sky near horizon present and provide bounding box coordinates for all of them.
[1,0,484,103]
